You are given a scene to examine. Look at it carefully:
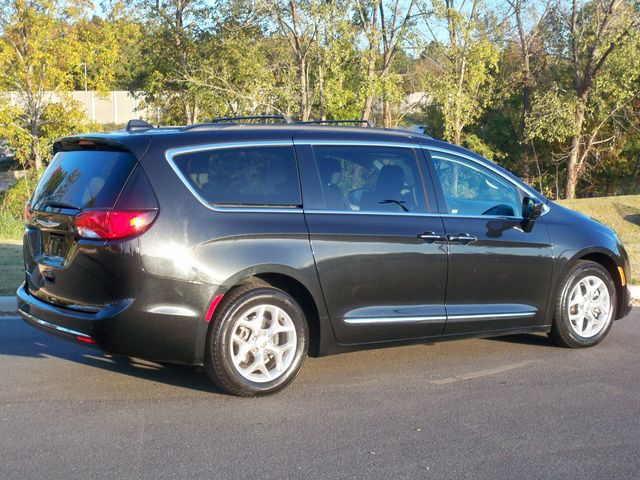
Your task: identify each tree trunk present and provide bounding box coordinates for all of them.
[317,63,326,120]
[29,118,43,170]
[33,145,43,170]
[361,54,375,122]
[521,79,533,183]
[382,98,391,127]
[565,101,586,199]
[452,118,462,146]
[299,54,309,121]
[174,0,195,125]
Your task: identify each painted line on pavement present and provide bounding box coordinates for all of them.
[431,360,539,385]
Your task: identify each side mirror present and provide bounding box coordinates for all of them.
[521,196,543,231]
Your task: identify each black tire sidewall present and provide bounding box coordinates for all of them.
[555,262,616,347]
[207,287,308,396]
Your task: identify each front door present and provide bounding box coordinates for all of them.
[296,140,448,344]
[425,148,553,335]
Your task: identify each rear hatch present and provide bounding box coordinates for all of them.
[24,144,157,310]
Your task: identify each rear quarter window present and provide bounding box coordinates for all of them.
[31,150,137,211]
[171,146,301,207]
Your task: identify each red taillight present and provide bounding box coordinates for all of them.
[74,210,157,240]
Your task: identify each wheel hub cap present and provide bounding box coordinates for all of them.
[567,275,612,338]
[229,304,297,383]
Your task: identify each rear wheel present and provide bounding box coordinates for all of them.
[205,285,308,396]
[549,261,616,348]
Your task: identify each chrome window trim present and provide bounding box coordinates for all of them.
[165,140,303,214]
[164,138,549,217]
[295,139,419,149]
[303,209,523,221]
[298,140,548,217]
[344,311,535,325]
[425,146,550,216]
[19,309,94,339]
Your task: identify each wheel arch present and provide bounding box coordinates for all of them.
[217,266,332,357]
[567,248,625,320]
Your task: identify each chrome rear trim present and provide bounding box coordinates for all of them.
[147,305,198,317]
[344,311,536,325]
[344,315,447,325]
[447,312,536,321]
[19,309,93,340]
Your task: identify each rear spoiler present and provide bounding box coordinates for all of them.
[52,135,150,160]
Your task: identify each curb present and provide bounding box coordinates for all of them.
[0,296,17,314]
[630,285,640,306]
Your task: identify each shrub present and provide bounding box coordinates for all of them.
[0,169,41,240]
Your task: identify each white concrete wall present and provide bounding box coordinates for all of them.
[1,91,150,125]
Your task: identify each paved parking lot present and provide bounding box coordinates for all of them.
[1,310,639,479]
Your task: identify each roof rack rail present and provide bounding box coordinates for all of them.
[399,124,432,138]
[209,115,293,124]
[126,119,154,132]
[298,119,374,128]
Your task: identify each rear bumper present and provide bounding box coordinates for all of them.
[20,308,99,347]
[17,283,213,364]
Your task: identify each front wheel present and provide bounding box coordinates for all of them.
[549,261,616,348]
[205,285,308,396]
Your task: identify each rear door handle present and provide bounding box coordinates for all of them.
[418,232,448,242]
[447,233,477,243]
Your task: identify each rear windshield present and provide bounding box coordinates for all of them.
[31,150,137,211]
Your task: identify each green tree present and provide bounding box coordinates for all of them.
[120,0,216,124]
[355,0,417,127]
[183,21,293,117]
[562,0,639,199]
[506,0,554,186]
[0,0,131,168]
[417,0,502,146]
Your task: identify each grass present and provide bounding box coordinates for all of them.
[0,195,637,296]
[0,214,23,240]
[557,195,640,284]
[0,239,23,296]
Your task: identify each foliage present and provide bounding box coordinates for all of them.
[0,169,41,239]
[0,0,638,200]
[0,98,98,168]
[0,0,126,169]
[418,0,502,145]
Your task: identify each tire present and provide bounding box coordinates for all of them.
[205,285,308,396]
[549,260,616,348]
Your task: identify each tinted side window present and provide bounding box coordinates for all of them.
[173,146,301,207]
[430,151,522,216]
[31,150,136,211]
[312,145,428,213]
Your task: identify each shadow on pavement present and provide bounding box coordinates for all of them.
[487,332,556,348]
[624,213,640,226]
[1,316,227,394]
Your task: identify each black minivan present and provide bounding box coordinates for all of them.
[18,118,633,396]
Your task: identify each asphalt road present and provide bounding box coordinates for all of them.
[1,310,639,480]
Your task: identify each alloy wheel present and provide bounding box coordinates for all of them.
[228,304,298,383]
